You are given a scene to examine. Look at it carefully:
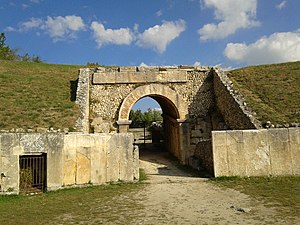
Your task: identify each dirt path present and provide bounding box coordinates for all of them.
[134,150,287,225]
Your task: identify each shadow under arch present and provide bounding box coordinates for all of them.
[117,84,189,163]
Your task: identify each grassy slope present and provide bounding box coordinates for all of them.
[227,61,300,125]
[0,60,81,130]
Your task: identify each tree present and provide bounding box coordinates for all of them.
[0,32,18,60]
[0,32,43,62]
[129,108,163,128]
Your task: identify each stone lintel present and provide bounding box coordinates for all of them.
[93,71,188,84]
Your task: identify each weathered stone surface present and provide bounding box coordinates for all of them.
[0,133,137,194]
[90,134,108,184]
[226,131,246,176]
[268,129,293,175]
[289,128,300,175]
[93,68,187,84]
[119,133,134,181]
[63,135,77,185]
[76,150,91,184]
[106,135,120,182]
[212,131,228,177]
[243,130,270,176]
[212,128,300,177]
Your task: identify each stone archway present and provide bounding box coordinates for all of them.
[117,84,189,163]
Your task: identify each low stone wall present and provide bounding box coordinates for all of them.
[0,133,138,194]
[212,128,300,177]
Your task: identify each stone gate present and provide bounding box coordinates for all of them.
[75,66,258,172]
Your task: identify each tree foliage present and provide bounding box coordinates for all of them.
[0,32,43,63]
[129,108,163,128]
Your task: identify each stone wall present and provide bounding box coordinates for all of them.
[212,68,260,129]
[75,68,92,133]
[0,132,138,194]
[212,128,300,177]
[81,66,218,165]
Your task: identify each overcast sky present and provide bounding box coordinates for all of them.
[1,0,300,69]
[1,0,300,111]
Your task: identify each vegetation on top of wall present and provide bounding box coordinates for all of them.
[227,61,300,126]
[0,60,82,130]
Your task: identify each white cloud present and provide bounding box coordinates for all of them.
[44,16,86,41]
[276,1,287,10]
[224,30,300,65]
[198,0,260,41]
[19,18,43,31]
[90,21,134,47]
[136,19,186,53]
[7,15,85,42]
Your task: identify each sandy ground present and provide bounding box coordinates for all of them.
[133,149,292,225]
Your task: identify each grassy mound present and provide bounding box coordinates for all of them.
[227,61,300,126]
[0,60,81,130]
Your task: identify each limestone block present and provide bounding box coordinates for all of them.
[63,135,77,185]
[20,133,46,153]
[243,130,270,176]
[119,133,134,181]
[289,128,300,175]
[76,143,91,184]
[226,131,246,176]
[107,135,120,182]
[90,134,107,184]
[76,147,91,185]
[268,129,293,175]
[63,159,76,185]
[0,133,20,156]
[76,134,92,148]
[46,134,64,189]
[3,155,19,193]
[212,131,229,177]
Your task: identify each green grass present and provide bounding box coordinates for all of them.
[0,183,144,225]
[227,61,300,125]
[0,60,82,130]
[210,176,300,219]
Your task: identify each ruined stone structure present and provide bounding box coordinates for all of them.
[75,66,258,173]
[1,65,299,195]
[0,132,138,194]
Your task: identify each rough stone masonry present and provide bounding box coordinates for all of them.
[75,66,258,173]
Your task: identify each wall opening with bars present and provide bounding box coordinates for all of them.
[19,153,47,193]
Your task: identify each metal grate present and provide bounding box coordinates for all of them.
[19,154,47,193]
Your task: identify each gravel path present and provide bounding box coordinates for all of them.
[134,149,288,225]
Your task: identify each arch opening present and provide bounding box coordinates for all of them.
[118,84,188,162]
[129,95,180,158]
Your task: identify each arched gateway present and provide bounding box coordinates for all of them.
[117,83,188,161]
[75,65,223,167]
